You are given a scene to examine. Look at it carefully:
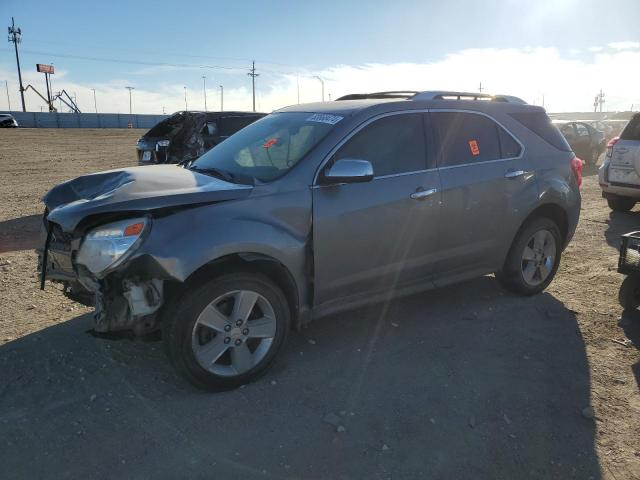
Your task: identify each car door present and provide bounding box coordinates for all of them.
[574,123,592,159]
[430,110,537,281]
[312,112,442,306]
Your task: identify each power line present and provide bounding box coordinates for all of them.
[0,46,313,78]
[9,48,244,72]
[24,38,302,69]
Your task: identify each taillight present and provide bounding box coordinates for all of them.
[606,136,620,158]
[571,156,584,189]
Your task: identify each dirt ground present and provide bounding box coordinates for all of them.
[0,129,638,479]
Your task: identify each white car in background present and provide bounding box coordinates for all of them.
[599,113,640,212]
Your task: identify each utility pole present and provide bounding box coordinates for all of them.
[296,74,300,104]
[313,75,325,101]
[91,88,97,113]
[8,17,26,112]
[219,85,223,111]
[202,75,207,111]
[247,61,259,112]
[594,89,605,113]
[479,81,483,93]
[183,86,188,111]
[125,86,134,114]
[162,106,166,114]
[5,80,11,111]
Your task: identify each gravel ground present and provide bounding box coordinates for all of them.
[0,128,638,479]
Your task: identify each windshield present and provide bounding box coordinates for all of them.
[189,112,341,182]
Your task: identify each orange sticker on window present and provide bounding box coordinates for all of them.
[469,140,480,156]
[263,138,277,148]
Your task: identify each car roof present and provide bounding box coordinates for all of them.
[276,91,537,117]
[277,99,400,116]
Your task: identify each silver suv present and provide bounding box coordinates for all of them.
[39,91,582,390]
[599,113,640,211]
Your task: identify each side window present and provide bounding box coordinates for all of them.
[498,126,522,158]
[431,112,502,166]
[576,124,589,137]
[332,113,427,177]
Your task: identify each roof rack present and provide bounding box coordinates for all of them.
[336,90,526,104]
[411,91,527,104]
[335,91,418,101]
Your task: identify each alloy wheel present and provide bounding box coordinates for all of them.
[191,289,277,377]
[521,229,557,287]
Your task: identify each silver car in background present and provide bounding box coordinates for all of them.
[599,113,640,211]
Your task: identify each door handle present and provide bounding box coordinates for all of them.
[504,169,526,179]
[410,188,437,200]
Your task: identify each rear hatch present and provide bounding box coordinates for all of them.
[608,115,640,186]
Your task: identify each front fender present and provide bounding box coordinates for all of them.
[124,189,312,302]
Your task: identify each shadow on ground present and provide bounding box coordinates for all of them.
[0,277,601,479]
[0,214,41,254]
[604,209,640,249]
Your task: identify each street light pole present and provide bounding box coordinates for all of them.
[219,85,224,112]
[313,75,325,102]
[184,86,188,111]
[202,76,207,111]
[91,88,97,113]
[5,80,11,111]
[125,86,134,114]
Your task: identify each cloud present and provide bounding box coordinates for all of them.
[608,41,640,50]
[2,42,639,115]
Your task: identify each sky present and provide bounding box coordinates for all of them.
[1,0,639,114]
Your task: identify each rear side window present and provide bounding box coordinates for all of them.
[333,113,427,177]
[431,112,509,166]
[620,115,640,141]
[509,111,572,151]
[498,127,522,158]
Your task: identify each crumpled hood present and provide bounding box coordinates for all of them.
[44,165,252,232]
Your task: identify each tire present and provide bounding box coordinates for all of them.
[589,147,600,165]
[496,217,562,295]
[163,272,291,391]
[618,275,640,311]
[607,196,636,212]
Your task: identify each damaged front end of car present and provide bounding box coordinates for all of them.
[38,165,254,336]
[39,214,166,335]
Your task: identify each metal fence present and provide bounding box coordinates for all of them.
[0,111,168,129]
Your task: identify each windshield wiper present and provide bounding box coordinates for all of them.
[189,166,254,185]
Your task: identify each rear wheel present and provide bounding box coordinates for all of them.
[496,218,562,295]
[607,196,636,212]
[163,272,290,390]
[589,147,600,165]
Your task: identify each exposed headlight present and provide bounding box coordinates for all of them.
[157,139,170,147]
[76,217,149,276]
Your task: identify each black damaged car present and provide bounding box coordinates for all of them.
[136,111,265,165]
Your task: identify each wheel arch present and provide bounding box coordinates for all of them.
[167,252,302,330]
[503,203,569,269]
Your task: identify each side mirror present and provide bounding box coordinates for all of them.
[320,158,374,185]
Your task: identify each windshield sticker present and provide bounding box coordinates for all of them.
[468,140,480,156]
[263,138,278,149]
[307,113,343,125]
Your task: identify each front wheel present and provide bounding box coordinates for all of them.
[163,272,291,391]
[496,218,562,295]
